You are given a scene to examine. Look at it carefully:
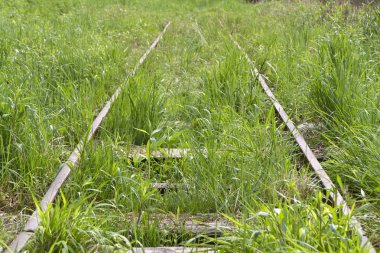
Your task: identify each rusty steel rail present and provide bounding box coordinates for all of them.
[230,35,375,253]
[5,22,171,253]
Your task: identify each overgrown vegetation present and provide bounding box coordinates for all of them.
[0,0,379,252]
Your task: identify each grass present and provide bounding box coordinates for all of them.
[1,0,379,252]
[107,70,167,145]
[215,196,366,252]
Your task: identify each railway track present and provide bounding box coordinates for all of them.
[3,23,376,253]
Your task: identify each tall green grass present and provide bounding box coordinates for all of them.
[306,6,380,204]
[215,196,366,252]
[1,0,378,251]
[106,70,166,146]
[200,48,259,114]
